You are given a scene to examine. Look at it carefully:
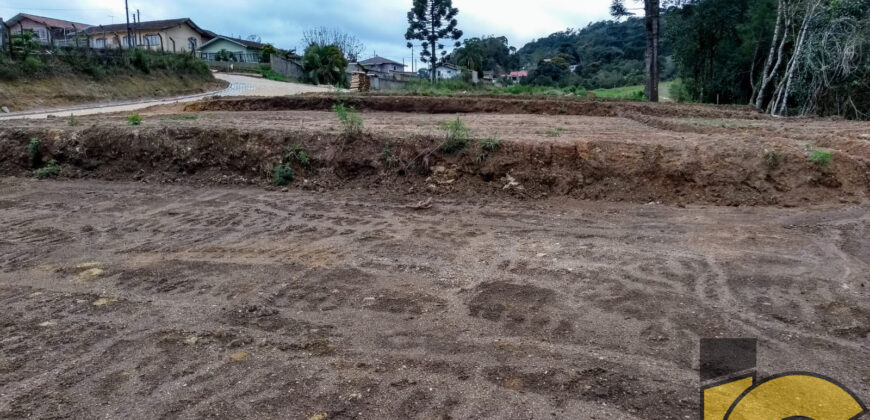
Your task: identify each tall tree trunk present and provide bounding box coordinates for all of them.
[755,0,788,110]
[771,0,821,116]
[644,0,660,102]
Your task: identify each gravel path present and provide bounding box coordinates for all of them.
[0,73,334,120]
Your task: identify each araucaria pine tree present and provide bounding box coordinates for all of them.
[405,0,464,82]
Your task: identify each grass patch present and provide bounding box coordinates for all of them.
[808,149,833,167]
[381,143,397,168]
[545,127,564,137]
[34,159,61,179]
[169,114,198,121]
[283,145,311,167]
[480,138,502,153]
[272,164,295,186]
[439,118,472,154]
[763,149,783,171]
[333,104,363,138]
[127,114,142,125]
[67,114,80,126]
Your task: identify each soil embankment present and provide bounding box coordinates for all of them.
[1,105,868,206]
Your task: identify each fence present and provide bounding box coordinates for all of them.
[200,51,262,63]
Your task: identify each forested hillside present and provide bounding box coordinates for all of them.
[515,17,675,89]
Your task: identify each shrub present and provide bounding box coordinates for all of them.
[127,114,143,125]
[480,138,502,153]
[439,118,472,154]
[27,138,42,168]
[808,149,833,167]
[381,143,397,168]
[283,145,310,167]
[34,160,61,179]
[763,149,783,171]
[333,104,363,138]
[272,164,295,186]
[68,114,80,126]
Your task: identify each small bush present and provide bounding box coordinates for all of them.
[27,138,42,168]
[557,105,567,115]
[439,118,472,154]
[808,149,833,167]
[127,114,143,125]
[381,143,397,168]
[272,164,295,186]
[480,138,502,153]
[763,149,783,171]
[283,145,310,167]
[545,127,564,137]
[35,160,61,179]
[68,114,80,126]
[333,104,363,138]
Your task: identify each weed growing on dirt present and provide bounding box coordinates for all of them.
[272,164,295,186]
[333,104,363,138]
[808,149,833,167]
[169,114,198,121]
[557,105,567,115]
[480,138,502,153]
[439,118,472,154]
[34,159,61,179]
[127,114,143,125]
[283,145,311,167]
[68,114,80,126]
[763,149,783,171]
[27,138,41,168]
[381,143,398,168]
[546,127,564,137]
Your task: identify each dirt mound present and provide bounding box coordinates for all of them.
[1,124,866,206]
[185,94,767,120]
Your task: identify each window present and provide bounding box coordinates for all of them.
[188,37,197,52]
[144,34,160,46]
[123,36,134,47]
[94,38,107,48]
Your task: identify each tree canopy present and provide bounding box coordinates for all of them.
[405,0,463,82]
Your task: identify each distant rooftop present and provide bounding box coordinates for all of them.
[359,56,403,67]
[6,13,91,29]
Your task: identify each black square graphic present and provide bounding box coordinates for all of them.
[700,338,757,381]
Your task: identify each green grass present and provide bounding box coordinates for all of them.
[399,79,675,102]
[169,114,198,121]
[439,118,472,154]
[127,114,142,125]
[34,160,61,179]
[808,149,833,167]
[591,81,674,101]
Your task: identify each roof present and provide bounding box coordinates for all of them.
[437,63,459,71]
[359,56,404,67]
[200,35,265,50]
[6,13,91,30]
[509,71,528,77]
[85,18,209,37]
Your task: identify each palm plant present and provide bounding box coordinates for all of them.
[303,43,349,87]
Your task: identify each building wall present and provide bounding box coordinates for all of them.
[436,67,459,79]
[9,18,50,45]
[199,39,260,62]
[90,23,204,53]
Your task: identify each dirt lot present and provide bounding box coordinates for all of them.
[1,96,869,419]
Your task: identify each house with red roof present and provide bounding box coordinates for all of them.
[509,71,528,84]
[5,13,91,47]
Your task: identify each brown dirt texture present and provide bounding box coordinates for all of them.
[1,96,869,419]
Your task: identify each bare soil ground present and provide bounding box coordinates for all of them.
[1,96,869,419]
[0,179,868,419]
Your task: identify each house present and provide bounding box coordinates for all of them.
[509,71,528,84]
[84,18,212,54]
[199,35,266,63]
[435,63,460,80]
[358,56,405,74]
[4,13,91,47]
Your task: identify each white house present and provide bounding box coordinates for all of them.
[435,63,460,80]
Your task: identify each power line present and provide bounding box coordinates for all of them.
[0,7,113,11]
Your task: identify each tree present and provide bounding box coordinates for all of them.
[302,43,349,87]
[301,27,365,62]
[405,0,464,82]
[261,43,278,62]
[447,36,519,74]
[611,0,663,101]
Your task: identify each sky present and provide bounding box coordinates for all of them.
[1,0,615,70]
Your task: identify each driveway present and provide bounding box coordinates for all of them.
[0,73,334,120]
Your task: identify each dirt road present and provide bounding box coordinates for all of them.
[0,74,334,120]
[1,178,868,419]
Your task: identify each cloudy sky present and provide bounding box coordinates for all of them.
[1,0,614,69]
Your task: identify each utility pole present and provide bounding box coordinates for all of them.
[125,0,132,49]
[136,10,141,48]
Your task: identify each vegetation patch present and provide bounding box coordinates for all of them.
[34,160,61,179]
[272,164,295,186]
[439,118,472,154]
[127,114,143,126]
[763,149,783,171]
[333,104,363,138]
[169,114,199,121]
[27,138,42,168]
[808,149,833,167]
